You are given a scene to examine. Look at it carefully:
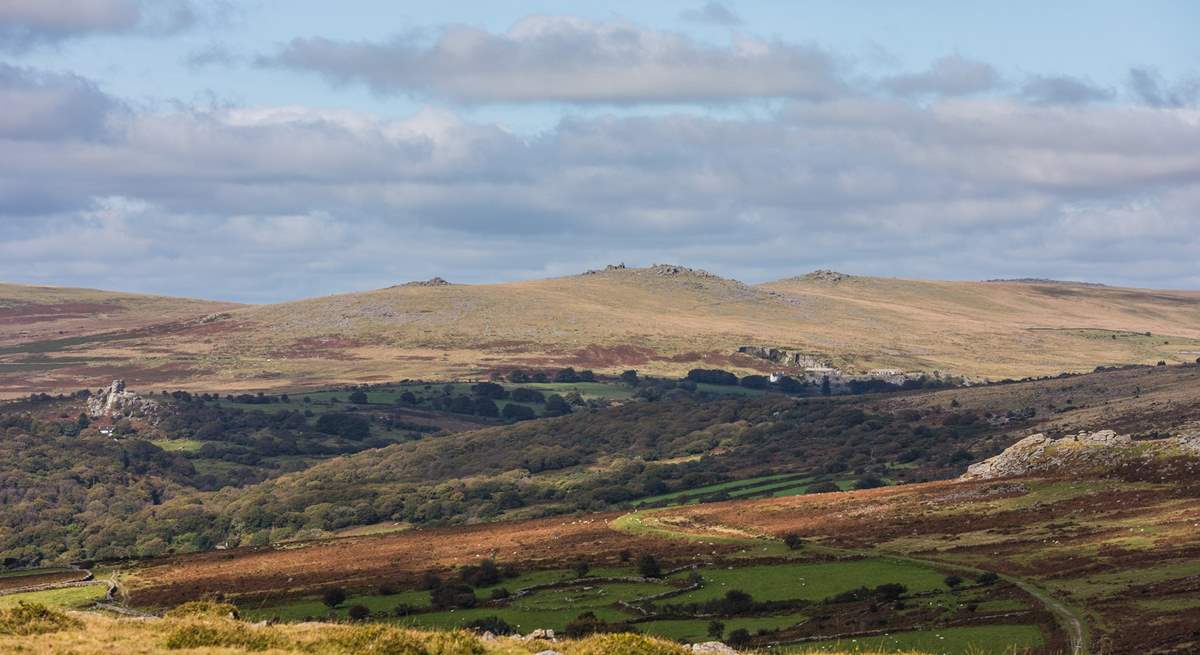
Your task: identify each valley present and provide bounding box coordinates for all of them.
[3,355,1198,653]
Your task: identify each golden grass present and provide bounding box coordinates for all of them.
[4,268,1199,393]
[0,610,906,655]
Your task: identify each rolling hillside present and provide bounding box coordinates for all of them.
[2,266,1198,394]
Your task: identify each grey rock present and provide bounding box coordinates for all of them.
[692,642,739,654]
[87,380,160,422]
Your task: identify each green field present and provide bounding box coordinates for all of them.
[635,471,874,508]
[667,559,950,605]
[0,567,75,579]
[150,438,206,452]
[241,554,993,650]
[638,613,808,642]
[786,623,1044,654]
[0,583,107,609]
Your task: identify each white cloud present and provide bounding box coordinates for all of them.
[1,60,1199,299]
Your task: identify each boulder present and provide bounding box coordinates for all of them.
[525,628,556,641]
[962,434,1049,480]
[692,642,739,654]
[1177,431,1200,453]
[961,430,1138,481]
[1074,429,1130,447]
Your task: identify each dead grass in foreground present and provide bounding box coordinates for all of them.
[0,605,915,655]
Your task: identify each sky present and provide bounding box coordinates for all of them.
[1,1,1198,302]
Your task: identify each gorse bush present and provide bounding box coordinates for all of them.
[0,602,81,636]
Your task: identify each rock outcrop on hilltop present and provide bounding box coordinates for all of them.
[961,429,1134,480]
[87,379,160,421]
[394,277,451,287]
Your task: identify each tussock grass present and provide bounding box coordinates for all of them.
[163,600,240,619]
[0,607,909,654]
[0,601,82,636]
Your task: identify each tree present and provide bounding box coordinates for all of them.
[315,413,370,440]
[720,590,754,614]
[572,560,591,578]
[875,583,907,601]
[726,628,751,648]
[637,554,661,578]
[348,390,368,404]
[507,369,530,383]
[430,583,477,609]
[620,370,639,385]
[322,587,347,609]
[976,572,1000,585]
[806,481,841,494]
[501,403,536,421]
[509,387,545,403]
[782,533,805,550]
[554,367,580,383]
[347,604,370,621]
[686,369,738,385]
[739,375,769,389]
[465,616,515,635]
[544,394,571,416]
[775,375,807,393]
[470,382,507,399]
[473,397,499,417]
[853,476,885,490]
[944,575,963,589]
[707,621,725,640]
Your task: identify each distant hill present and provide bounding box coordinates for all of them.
[1,266,1198,393]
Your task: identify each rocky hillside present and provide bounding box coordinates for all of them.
[961,428,1200,480]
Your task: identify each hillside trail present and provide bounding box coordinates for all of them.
[612,508,1089,655]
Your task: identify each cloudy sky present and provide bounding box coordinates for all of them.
[2,1,1198,302]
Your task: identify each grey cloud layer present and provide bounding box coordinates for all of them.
[263,16,845,103]
[1,62,1198,300]
[0,0,210,52]
[880,56,999,97]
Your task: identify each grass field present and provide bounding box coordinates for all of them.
[0,583,107,609]
[666,559,950,604]
[150,438,206,452]
[787,624,1044,654]
[0,567,75,579]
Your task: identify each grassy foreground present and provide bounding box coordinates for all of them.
[0,601,930,655]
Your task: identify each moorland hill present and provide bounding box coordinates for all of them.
[2,266,1198,394]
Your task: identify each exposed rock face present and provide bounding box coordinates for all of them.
[692,642,739,654]
[1178,431,1200,454]
[396,277,451,287]
[961,430,1132,480]
[87,380,160,421]
[737,345,831,369]
[802,269,850,283]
